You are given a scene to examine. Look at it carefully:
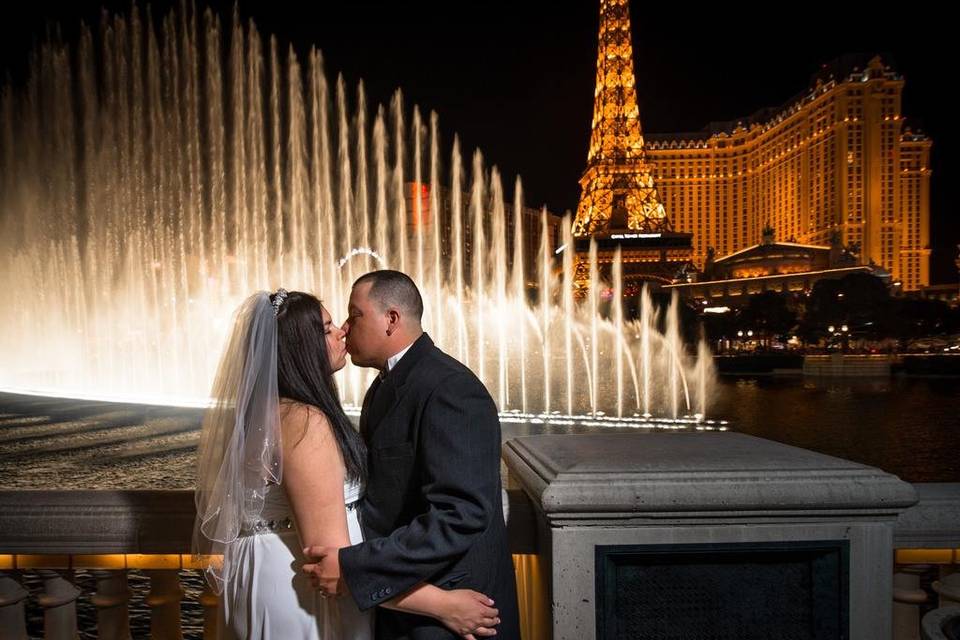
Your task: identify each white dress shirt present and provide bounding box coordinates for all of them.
[382,341,414,377]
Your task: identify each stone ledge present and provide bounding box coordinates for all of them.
[1,470,948,556]
[0,488,540,556]
[503,432,918,519]
[895,483,960,549]
[0,490,195,554]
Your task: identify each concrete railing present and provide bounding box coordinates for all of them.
[0,488,538,639]
[0,476,956,639]
[502,433,959,640]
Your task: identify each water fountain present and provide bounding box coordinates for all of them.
[0,4,716,425]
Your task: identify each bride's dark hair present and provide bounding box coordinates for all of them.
[270,290,366,482]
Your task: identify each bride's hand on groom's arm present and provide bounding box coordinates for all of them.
[302,545,348,597]
[380,584,499,638]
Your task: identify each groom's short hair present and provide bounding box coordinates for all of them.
[353,270,424,323]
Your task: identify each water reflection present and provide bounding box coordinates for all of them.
[2,376,957,488]
[712,376,960,483]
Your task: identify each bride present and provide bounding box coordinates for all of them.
[193,290,500,639]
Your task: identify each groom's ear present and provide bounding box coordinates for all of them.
[385,308,401,336]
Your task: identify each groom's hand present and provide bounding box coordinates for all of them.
[302,545,347,596]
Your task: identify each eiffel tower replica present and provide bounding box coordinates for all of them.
[572,0,693,295]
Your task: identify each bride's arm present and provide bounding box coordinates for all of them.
[382,584,500,638]
[279,403,352,551]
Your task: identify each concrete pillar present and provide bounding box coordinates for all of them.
[893,565,931,640]
[198,579,219,640]
[0,570,28,640]
[145,569,183,640]
[91,569,132,639]
[37,569,80,640]
[504,432,917,639]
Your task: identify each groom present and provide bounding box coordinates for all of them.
[304,270,519,639]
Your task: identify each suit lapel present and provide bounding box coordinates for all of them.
[363,333,433,440]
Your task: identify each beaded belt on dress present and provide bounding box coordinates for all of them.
[242,517,295,535]
[241,500,360,536]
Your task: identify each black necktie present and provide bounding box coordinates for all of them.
[359,376,382,441]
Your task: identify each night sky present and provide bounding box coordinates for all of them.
[3,2,957,283]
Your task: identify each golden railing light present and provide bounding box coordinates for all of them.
[5,554,223,570]
[895,548,960,565]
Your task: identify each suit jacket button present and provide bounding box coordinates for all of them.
[384,587,392,595]
[370,593,377,601]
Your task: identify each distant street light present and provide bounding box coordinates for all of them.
[828,325,835,333]
[737,330,744,337]
[841,324,849,332]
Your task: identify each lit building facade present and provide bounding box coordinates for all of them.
[645,56,932,291]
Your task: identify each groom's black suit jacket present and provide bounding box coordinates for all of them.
[339,333,520,640]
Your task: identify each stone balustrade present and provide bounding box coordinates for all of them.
[0,478,957,638]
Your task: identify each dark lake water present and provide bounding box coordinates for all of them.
[2,375,957,491]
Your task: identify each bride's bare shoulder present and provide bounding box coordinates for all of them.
[278,399,333,446]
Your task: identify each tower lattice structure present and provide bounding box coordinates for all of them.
[573,0,669,237]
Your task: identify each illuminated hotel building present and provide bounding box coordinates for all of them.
[645,55,932,291]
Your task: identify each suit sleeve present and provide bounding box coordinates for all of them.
[339,371,500,611]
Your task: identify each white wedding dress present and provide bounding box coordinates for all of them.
[218,479,374,640]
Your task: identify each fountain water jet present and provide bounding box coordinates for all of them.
[0,5,715,422]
